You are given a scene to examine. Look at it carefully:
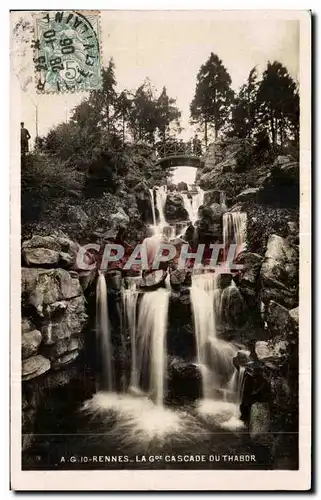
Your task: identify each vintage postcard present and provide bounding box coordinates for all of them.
[10,9,311,491]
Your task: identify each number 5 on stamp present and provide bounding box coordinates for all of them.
[33,10,102,93]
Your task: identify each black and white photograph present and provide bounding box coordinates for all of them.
[10,8,311,491]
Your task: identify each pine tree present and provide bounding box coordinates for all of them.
[114,90,133,145]
[231,67,258,140]
[256,61,299,150]
[156,86,181,144]
[190,53,234,143]
[88,58,117,133]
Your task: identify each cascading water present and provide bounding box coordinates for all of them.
[190,272,247,429]
[136,288,170,406]
[182,186,204,225]
[149,188,156,227]
[220,190,227,209]
[96,272,114,391]
[190,273,237,400]
[122,281,139,391]
[155,185,168,228]
[222,212,247,260]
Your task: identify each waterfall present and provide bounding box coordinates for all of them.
[122,281,139,390]
[228,366,246,405]
[136,289,170,406]
[149,188,156,226]
[222,212,247,260]
[155,185,168,227]
[190,273,218,399]
[220,190,227,209]
[96,272,114,391]
[182,187,204,225]
[190,273,237,400]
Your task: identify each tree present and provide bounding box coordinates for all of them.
[87,58,118,133]
[190,53,234,143]
[128,80,160,143]
[256,61,299,150]
[114,90,133,145]
[156,86,181,144]
[230,67,258,140]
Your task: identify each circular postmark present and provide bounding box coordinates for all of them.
[33,11,102,93]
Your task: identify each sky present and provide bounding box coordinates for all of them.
[16,11,300,143]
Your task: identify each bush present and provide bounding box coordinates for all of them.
[21,153,83,225]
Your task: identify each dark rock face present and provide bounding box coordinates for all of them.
[21,235,90,451]
[22,329,42,359]
[176,181,188,192]
[258,156,299,208]
[196,204,224,243]
[166,356,202,403]
[265,301,298,339]
[198,138,245,189]
[167,290,195,360]
[219,285,247,328]
[260,234,299,308]
[169,268,192,290]
[235,252,263,300]
[236,187,260,203]
[22,235,80,269]
[22,355,51,381]
[203,190,226,206]
[165,193,189,221]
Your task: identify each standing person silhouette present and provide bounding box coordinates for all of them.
[20,122,31,156]
[192,134,202,156]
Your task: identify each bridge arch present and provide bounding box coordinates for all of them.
[154,141,204,169]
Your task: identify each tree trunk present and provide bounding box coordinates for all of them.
[204,120,208,147]
[270,111,276,147]
[214,123,218,140]
[106,103,110,133]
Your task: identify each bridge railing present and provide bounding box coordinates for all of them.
[155,141,203,159]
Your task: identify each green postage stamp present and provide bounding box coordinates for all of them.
[33,10,102,93]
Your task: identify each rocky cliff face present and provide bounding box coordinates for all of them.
[21,235,92,450]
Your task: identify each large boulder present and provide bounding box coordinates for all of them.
[22,329,42,359]
[22,355,51,381]
[165,193,189,221]
[67,206,88,227]
[258,156,299,208]
[265,300,298,338]
[41,295,88,344]
[167,356,202,402]
[203,190,226,207]
[254,340,289,362]
[260,234,299,308]
[169,268,192,290]
[236,187,260,203]
[22,235,79,269]
[249,402,271,446]
[219,284,247,327]
[196,204,225,242]
[22,268,83,313]
[201,137,244,179]
[110,207,130,228]
[176,181,188,192]
[235,252,263,298]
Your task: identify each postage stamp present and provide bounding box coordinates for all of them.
[10,8,311,492]
[33,10,102,93]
